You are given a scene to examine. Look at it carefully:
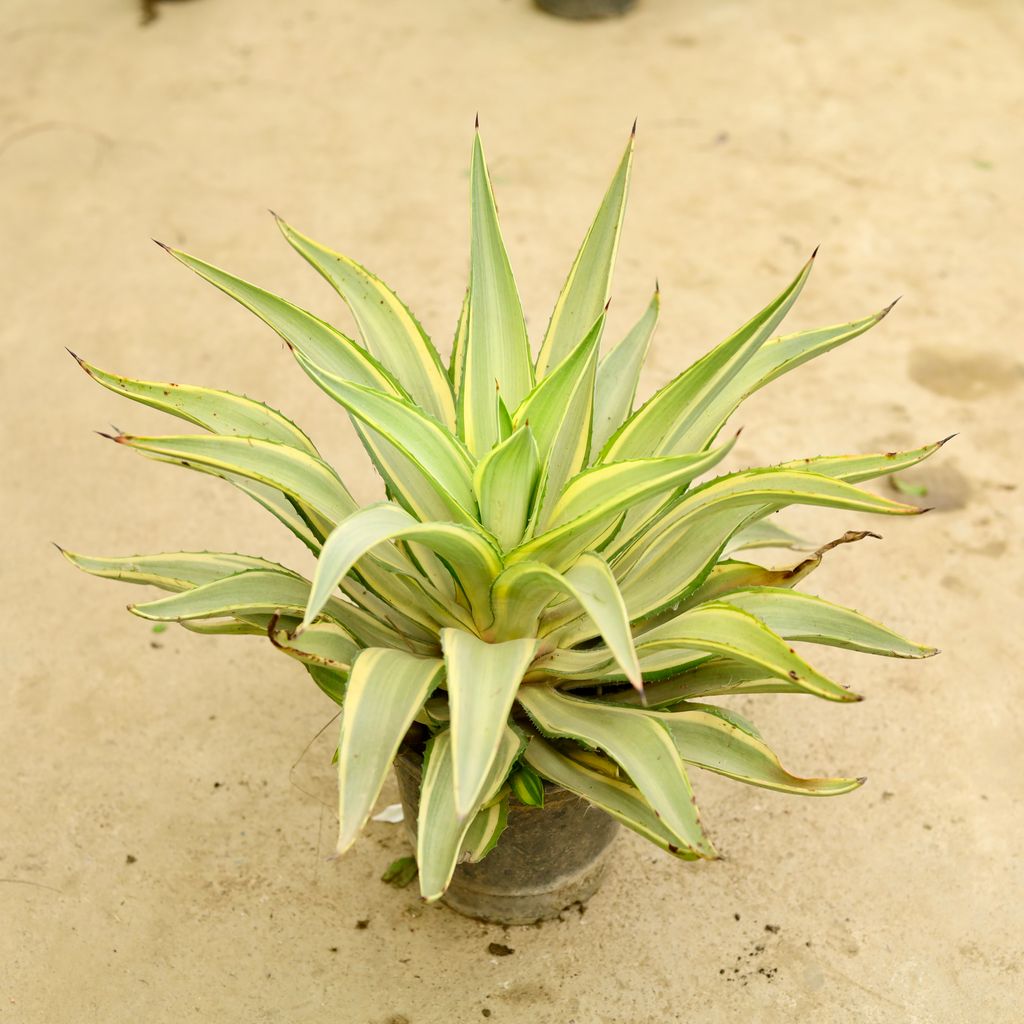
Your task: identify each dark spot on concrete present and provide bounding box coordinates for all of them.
[356,919,370,930]
[966,539,1007,558]
[734,912,741,921]
[886,462,971,511]
[908,347,1024,399]
[329,946,338,953]
[488,942,514,957]
[764,924,780,934]
[125,854,137,864]
[482,1011,492,1019]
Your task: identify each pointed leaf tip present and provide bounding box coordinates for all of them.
[811,244,820,259]
[879,296,902,318]
[631,117,638,137]
[152,239,172,253]
[938,433,958,446]
[856,777,868,785]
[474,112,480,129]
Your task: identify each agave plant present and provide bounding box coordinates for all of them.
[65,126,942,901]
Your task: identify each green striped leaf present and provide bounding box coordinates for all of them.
[557,555,640,687]
[591,288,659,458]
[305,664,349,705]
[514,314,603,530]
[268,620,360,674]
[526,644,617,682]
[180,616,294,637]
[292,357,478,523]
[545,434,738,534]
[335,649,444,853]
[459,797,510,863]
[162,245,403,394]
[535,131,633,379]
[135,458,326,554]
[126,568,320,621]
[634,601,858,701]
[776,437,950,484]
[613,469,923,621]
[448,288,469,389]
[417,726,522,900]
[747,304,895,390]
[128,568,426,651]
[510,435,735,571]
[616,664,762,705]
[682,306,895,452]
[725,519,816,554]
[714,441,945,565]
[442,628,538,817]
[489,554,639,688]
[524,736,697,860]
[107,432,357,527]
[303,503,503,630]
[472,425,541,551]
[275,215,456,429]
[509,764,545,808]
[105,431,444,624]
[716,587,937,658]
[517,686,714,857]
[457,132,534,456]
[601,254,815,462]
[604,660,794,708]
[657,705,864,796]
[671,534,882,609]
[72,355,319,454]
[59,548,291,593]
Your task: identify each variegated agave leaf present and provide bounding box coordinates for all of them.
[67,126,943,900]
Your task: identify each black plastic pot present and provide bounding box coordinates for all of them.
[394,750,620,925]
[534,0,637,20]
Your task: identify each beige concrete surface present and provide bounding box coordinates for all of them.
[3,0,1022,1021]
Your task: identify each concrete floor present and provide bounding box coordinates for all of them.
[3,0,1022,1020]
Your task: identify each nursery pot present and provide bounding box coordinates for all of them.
[534,0,637,19]
[394,749,620,925]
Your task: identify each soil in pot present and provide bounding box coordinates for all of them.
[393,749,620,925]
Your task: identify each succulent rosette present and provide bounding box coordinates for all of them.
[65,127,941,899]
